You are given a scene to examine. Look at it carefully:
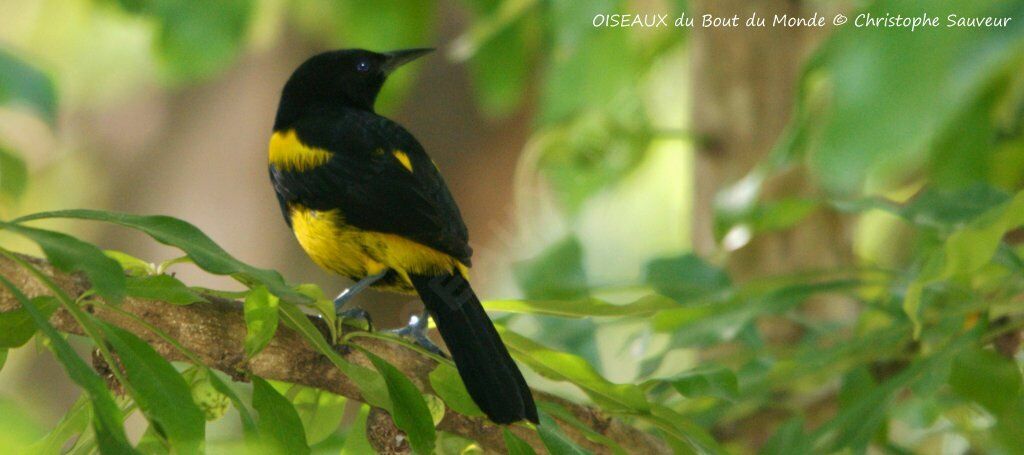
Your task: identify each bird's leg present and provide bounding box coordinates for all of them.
[333,271,388,330]
[333,270,388,310]
[386,311,449,359]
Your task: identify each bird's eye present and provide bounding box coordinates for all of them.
[356,60,371,73]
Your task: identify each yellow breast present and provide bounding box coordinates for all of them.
[269,130,332,171]
[289,205,468,293]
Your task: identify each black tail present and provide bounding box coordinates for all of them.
[409,273,538,424]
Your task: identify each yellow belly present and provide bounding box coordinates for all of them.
[289,205,467,293]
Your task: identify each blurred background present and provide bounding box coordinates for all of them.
[1,0,1022,453]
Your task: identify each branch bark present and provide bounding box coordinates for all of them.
[0,254,669,454]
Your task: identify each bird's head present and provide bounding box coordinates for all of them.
[274,48,433,127]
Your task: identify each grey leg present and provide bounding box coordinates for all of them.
[387,311,449,358]
[333,270,388,312]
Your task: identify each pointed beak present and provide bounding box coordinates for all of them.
[380,48,434,75]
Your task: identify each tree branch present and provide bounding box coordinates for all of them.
[0,254,669,454]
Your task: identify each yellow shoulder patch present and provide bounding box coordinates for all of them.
[392,150,413,172]
[269,130,332,171]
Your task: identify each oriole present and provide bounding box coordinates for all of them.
[268,48,537,424]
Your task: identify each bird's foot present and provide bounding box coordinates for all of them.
[336,307,373,331]
[386,311,449,359]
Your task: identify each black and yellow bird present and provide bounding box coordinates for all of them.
[268,48,537,424]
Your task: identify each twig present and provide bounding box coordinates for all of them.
[0,253,670,454]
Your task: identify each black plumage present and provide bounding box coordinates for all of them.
[268,48,537,425]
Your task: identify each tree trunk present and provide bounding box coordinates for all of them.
[689,1,854,446]
[690,0,850,277]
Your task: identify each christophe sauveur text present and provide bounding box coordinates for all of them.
[593,12,1014,29]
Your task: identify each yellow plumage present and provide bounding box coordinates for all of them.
[288,205,467,294]
[392,150,414,172]
[268,130,332,171]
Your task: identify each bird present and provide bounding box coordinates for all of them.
[267,48,538,425]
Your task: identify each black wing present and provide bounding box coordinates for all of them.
[269,110,472,265]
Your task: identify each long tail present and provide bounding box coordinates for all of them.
[409,273,538,424]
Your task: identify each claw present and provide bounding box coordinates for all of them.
[386,311,449,358]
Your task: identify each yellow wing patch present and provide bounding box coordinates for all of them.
[392,150,413,172]
[269,130,332,171]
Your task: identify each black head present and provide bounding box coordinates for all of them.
[274,48,433,129]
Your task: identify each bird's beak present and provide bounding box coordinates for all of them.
[380,48,434,75]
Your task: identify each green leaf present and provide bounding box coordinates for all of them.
[943,189,1024,277]
[811,335,969,452]
[428,363,483,417]
[665,366,739,401]
[135,423,170,454]
[759,418,811,455]
[450,0,536,61]
[900,184,1011,229]
[0,222,125,304]
[244,286,280,358]
[0,48,57,125]
[362,349,436,455]
[651,278,862,336]
[533,111,650,214]
[252,377,311,455]
[23,395,92,455]
[540,0,636,124]
[949,347,1022,415]
[15,210,305,303]
[332,0,434,50]
[498,326,650,412]
[716,198,821,242]
[797,0,1024,194]
[107,0,253,80]
[503,428,538,455]
[748,198,821,234]
[98,323,205,454]
[0,396,45,450]
[0,145,28,201]
[0,275,135,454]
[646,403,724,454]
[513,235,588,300]
[206,372,258,438]
[484,294,677,318]
[926,82,1004,189]
[539,401,625,454]
[993,398,1024,450]
[454,0,536,117]
[104,250,155,276]
[295,283,336,342]
[536,410,591,455]
[899,189,1024,336]
[287,386,347,445]
[423,394,445,426]
[276,302,389,408]
[0,295,58,348]
[340,405,373,455]
[645,254,731,303]
[125,274,203,305]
